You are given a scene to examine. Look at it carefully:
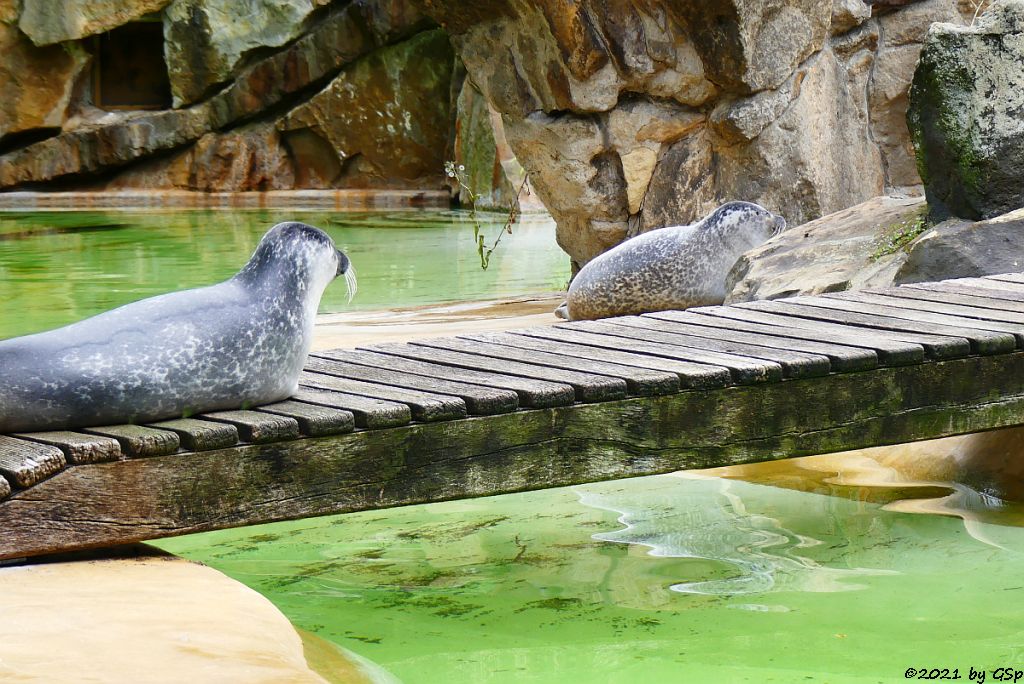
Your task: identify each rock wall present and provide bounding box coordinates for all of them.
[0,0,510,196]
[417,0,968,270]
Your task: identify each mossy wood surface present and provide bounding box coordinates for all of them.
[4,351,1024,560]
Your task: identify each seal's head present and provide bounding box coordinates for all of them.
[703,201,786,254]
[236,221,357,304]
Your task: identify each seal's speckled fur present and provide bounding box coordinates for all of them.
[0,222,354,433]
[559,202,785,321]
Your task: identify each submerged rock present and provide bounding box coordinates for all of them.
[907,0,1024,220]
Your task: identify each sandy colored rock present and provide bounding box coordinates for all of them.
[908,0,1024,220]
[725,194,926,302]
[164,0,330,107]
[831,0,872,34]
[0,552,375,683]
[279,29,455,189]
[0,10,88,142]
[451,78,519,211]
[18,0,171,45]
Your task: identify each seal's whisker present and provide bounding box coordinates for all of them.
[344,263,358,303]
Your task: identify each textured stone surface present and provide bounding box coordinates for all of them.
[726,195,926,302]
[19,0,171,45]
[279,29,455,189]
[908,0,1024,220]
[895,208,1024,283]
[451,78,518,211]
[164,0,330,107]
[832,0,872,33]
[0,6,88,143]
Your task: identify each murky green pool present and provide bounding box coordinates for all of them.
[0,209,568,339]
[158,469,1024,683]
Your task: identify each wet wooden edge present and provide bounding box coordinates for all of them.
[5,351,1024,560]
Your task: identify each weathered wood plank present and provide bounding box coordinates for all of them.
[0,436,66,488]
[14,431,122,464]
[366,343,628,403]
[486,331,733,389]
[257,400,355,437]
[690,305,927,364]
[6,351,1024,560]
[648,310,881,370]
[739,300,975,358]
[408,338,637,399]
[595,317,833,378]
[849,290,1024,325]
[514,325,782,384]
[306,355,519,415]
[922,278,1024,301]
[147,418,240,452]
[199,410,300,444]
[84,425,180,458]
[300,371,467,422]
[987,273,1024,285]
[453,332,683,395]
[905,280,1024,303]
[291,387,411,429]
[818,292,1024,346]
[877,285,1024,314]
[319,349,575,409]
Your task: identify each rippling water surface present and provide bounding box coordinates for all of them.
[0,209,567,339]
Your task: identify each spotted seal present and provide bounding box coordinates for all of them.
[556,201,786,321]
[0,221,356,433]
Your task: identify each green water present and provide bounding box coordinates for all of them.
[158,472,1024,683]
[0,209,568,340]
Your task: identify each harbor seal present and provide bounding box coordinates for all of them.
[556,201,786,321]
[0,221,356,433]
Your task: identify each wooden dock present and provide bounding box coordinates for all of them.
[5,273,1024,560]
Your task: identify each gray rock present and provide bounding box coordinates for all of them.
[19,0,170,45]
[831,0,872,34]
[895,208,1024,283]
[907,0,1024,220]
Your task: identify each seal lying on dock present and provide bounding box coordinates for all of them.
[0,222,355,433]
[556,201,786,321]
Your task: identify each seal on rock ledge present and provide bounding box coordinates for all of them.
[556,201,786,321]
[0,222,356,433]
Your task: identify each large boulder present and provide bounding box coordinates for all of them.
[450,78,520,211]
[907,0,1024,220]
[278,29,455,189]
[19,0,171,45]
[163,0,330,107]
[894,208,1024,283]
[0,2,89,144]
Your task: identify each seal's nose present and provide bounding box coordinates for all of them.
[336,249,350,276]
[773,215,787,236]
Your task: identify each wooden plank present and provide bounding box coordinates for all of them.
[318,349,577,409]
[257,400,355,437]
[199,410,300,444]
[0,436,66,488]
[514,325,782,384]
[146,418,239,452]
[848,290,1024,325]
[7,350,1024,560]
[594,317,833,378]
[291,387,411,429]
[305,355,518,415]
[987,273,1024,285]
[878,284,1024,314]
[738,301,974,359]
[453,332,684,395]
[478,331,732,389]
[690,305,927,364]
[299,371,467,422]
[366,343,628,403]
[648,310,886,370]
[808,294,1023,350]
[410,338,647,398]
[917,278,1024,301]
[84,425,180,458]
[14,431,122,464]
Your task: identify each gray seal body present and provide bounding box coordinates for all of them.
[559,202,786,321]
[0,222,355,433]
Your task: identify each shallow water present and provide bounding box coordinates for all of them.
[0,209,567,339]
[158,464,1024,683]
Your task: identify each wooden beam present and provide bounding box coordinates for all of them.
[5,351,1024,560]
